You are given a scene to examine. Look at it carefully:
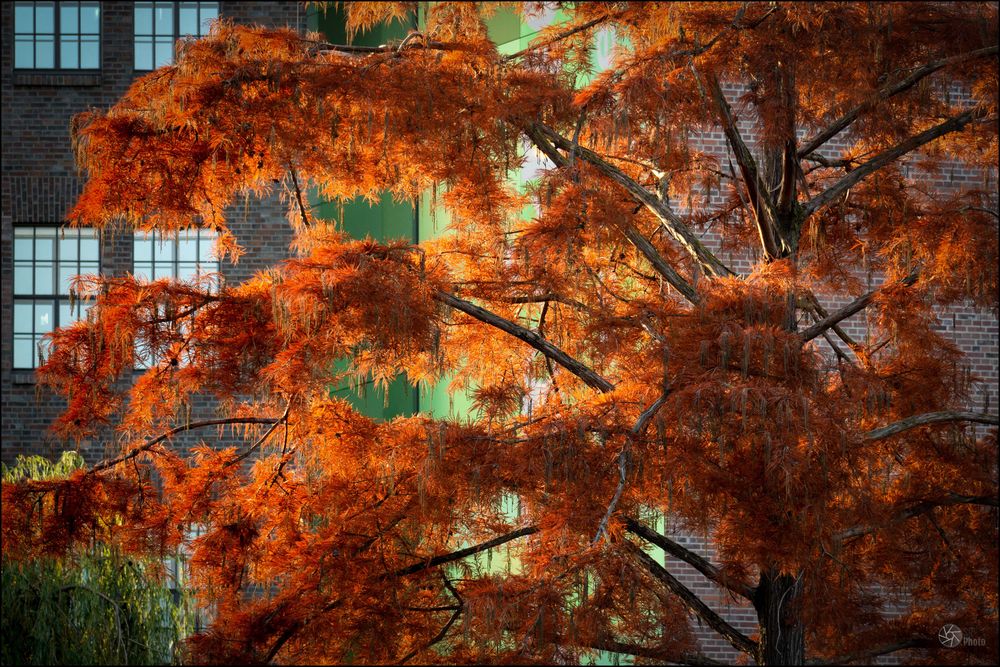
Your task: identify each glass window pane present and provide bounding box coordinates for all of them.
[14,266,33,295]
[38,337,52,365]
[60,4,79,34]
[178,235,198,262]
[60,301,72,327]
[135,39,153,70]
[35,37,55,68]
[14,236,34,261]
[135,4,153,35]
[80,3,100,34]
[134,263,152,281]
[199,235,216,263]
[35,2,55,33]
[59,265,78,293]
[15,38,34,68]
[155,262,174,279]
[79,261,99,277]
[80,236,99,260]
[178,263,198,282]
[155,38,173,68]
[59,235,78,260]
[14,303,34,334]
[81,37,99,68]
[36,303,54,334]
[35,264,54,295]
[134,236,153,262]
[179,4,198,35]
[157,239,174,261]
[199,3,218,34]
[14,336,34,369]
[34,230,55,260]
[61,37,79,68]
[14,4,33,33]
[154,3,174,34]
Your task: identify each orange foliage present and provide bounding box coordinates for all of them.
[3,2,998,665]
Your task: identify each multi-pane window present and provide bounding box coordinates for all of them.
[133,230,220,369]
[133,229,219,284]
[134,1,218,71]
[14,1,101,70]
[13,227,99,369]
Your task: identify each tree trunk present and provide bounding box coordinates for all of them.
[753,568,805,665]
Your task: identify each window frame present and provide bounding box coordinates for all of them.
[12,224,101,370]
[133,1,219,72]
[12,1,102,71]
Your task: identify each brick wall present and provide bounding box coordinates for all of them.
[1,1,305,463]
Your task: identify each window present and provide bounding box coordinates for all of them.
[13,226,100,369]
[14,1,100,70]
[133,229,220,369]
[133,228,220,284]
[134,1,218,71]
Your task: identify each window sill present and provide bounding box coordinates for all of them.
[13,71,102,87]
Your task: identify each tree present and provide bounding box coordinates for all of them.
[2,2,998,664]
[1,452,193,665]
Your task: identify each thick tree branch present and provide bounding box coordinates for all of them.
[625,541,758,656]
[623,517,755,601]
[707,76,784,260]
[434,290,613,393]
[527,122,735,282]
[798,45,999,157]
[799,271,919,342]
[864,410,999,441]
[802,109,984,218]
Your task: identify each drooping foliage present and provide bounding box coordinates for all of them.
[3,2,998,665]
[1,453,193,666]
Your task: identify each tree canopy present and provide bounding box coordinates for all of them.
[3,2,998,664]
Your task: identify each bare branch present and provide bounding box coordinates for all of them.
[625,541,758,655]
[802,109,984,218]
[799,271,918,342]
[624,517,755,601]
[435,290,614,393]
[799,45,999,157]
[864,410,999,441]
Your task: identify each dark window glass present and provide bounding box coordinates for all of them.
[13,1,100,70]
[134,1,218,71]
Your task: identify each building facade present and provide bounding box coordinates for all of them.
[2,1,309,462]
[2,4,997,665]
